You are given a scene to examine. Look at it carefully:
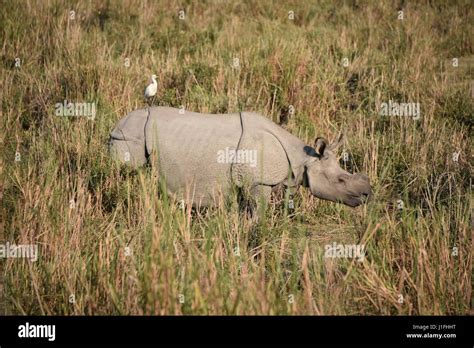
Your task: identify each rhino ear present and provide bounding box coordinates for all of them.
[314,137,328,157]
[329,133,344,152]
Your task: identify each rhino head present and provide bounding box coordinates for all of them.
[303,135,372,207]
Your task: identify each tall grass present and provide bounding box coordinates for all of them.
[0,0,472,315]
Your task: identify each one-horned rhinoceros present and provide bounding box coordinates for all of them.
[109,107,372,208]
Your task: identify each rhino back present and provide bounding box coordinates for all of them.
[145,107,242,206]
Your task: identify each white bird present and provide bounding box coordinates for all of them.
[144,74,158,99]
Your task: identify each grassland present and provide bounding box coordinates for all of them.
[0,0,472,315]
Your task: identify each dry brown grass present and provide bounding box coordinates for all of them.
[0,0,472,315]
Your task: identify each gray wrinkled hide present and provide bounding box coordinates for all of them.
[109,107,308,207]
[109,108,149,167]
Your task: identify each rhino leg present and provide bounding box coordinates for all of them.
[251,184,272,204]
[249,184,272,218]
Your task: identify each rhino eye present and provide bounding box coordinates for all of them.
[338,174,351,184]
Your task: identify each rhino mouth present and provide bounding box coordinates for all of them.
[316,189,372,207]
[344,191,372,207]
[339,173,372,207]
